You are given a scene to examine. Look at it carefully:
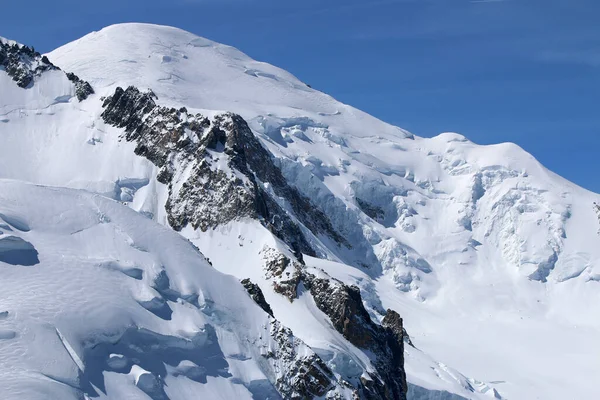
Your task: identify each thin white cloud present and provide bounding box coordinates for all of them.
[538,49,600,67]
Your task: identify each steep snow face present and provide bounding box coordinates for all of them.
[48,23,413,142]
[0,22,596,399]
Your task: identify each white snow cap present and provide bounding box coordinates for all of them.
[0,22,596,400]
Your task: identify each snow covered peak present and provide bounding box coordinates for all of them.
[49,22,312,107]
[432,132,470,143]
[48,23,414,141]
[0,36,18,46]
[0,23,598,400]
[49,24,581,197]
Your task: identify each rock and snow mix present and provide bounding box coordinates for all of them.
[0,23,598,399]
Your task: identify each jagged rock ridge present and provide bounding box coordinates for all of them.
[0,38,93,100]
[101,85,408,399]
[101,86,348,258]
[0,39,57,88]
[65,72,95,101]
[262,250,408,400]
[240,278,355,399]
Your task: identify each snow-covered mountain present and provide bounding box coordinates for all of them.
[0,23,598,399]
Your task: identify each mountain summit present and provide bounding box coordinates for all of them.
[0,23,598,400]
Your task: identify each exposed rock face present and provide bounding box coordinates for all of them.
[241,278,352,398]
[101,86,348,257]
[268,320,344,399]
[262,247,304,301]
[0,40,57,88]
[241,278,273,316]
[66,72,94,100]
[260,249,408,400]
[100,86,407,400]
[0,39,93,100]
[303,275,407,400]
[355,198,386,222]
[382,309,414,348]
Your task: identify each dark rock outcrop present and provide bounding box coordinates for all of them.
[303,275,407,400]
[101,86,348,258]
[240,278,350,398]
[382,309,414,348]
[0,38,93,101]
[268,320,342,399]
[100,85,407,400]
[261,250,408,400]
[241,278,273,316]
[356,198,386,222]
[0,40,58,88]
[66,72,94,101]
[262,248,304,301]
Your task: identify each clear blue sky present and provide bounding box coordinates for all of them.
[2,0,598,191]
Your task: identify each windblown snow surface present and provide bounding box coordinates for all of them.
[0,23,598,399]
[0,181,318,400]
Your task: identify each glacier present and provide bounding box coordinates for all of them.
[0,23,598,399]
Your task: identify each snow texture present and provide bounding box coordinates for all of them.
[0,23,597,399]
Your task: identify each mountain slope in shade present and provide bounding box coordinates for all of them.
[0,23,597,399]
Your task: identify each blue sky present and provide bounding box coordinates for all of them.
[2,0,598,191]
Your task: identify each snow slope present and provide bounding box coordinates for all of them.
[0,23,597,399]
[0,180,339,399]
